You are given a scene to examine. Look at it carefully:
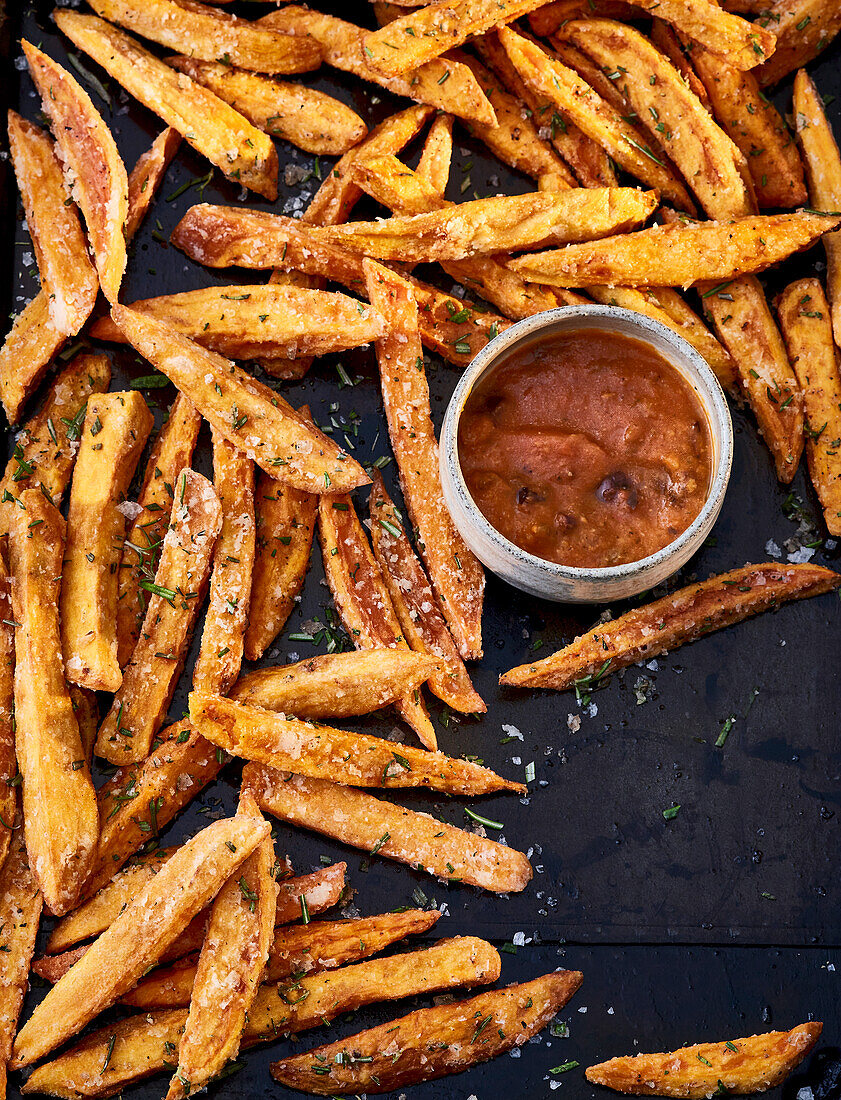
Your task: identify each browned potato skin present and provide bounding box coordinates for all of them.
[502,563,840,690]
[416,112,454,196]
[757,0,841,87]
[125,127,181,241]
[586,1023,822,1096]
[270,970,584,1094]
[0,294,66,424]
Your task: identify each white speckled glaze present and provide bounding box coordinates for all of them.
[439,306,733,604]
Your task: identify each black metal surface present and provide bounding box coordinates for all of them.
[2,1,841,1097]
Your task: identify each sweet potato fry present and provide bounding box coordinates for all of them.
[0,295,66,425]
[258,8,495,127]
[7,111,98,338]
[648,21,713,109]
[190,691,523,795]
[417,112,454,197]
[776,279,841,535]
[257,272,318,380]
[757,0,841,87]
[8,492,98,916]
[95,470,221,765]
[54,11,278,200]
[0,563,16,871]
[247,763,533,893]
[318,493,437,749]
[22,40,127,304]
[586,1023,822,1096]
[509,212,841,287]
[271,969,583,1094]
[125,128,182,242]
[501,562,839,690]
[793,69,841,348]
[60,392,154,693]
[11,814,271,1070]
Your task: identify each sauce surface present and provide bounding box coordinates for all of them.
[458,329,713,569]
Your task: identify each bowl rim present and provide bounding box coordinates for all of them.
[439,304,734,583]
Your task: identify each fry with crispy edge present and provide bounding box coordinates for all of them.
[232,650,441,719]
[508,212,841,288]
[11,815,271,1070]
[125,127,181,241]
[8,491,98,916]
[417,112,453,197]
[648,21,713,109]
[793,69,841,349]
[757,0,841,87]
[61,392,154,693]
[586,1023,822,1096]
[22,937,501,1098]
[271,969,583,1094]
[189,691,523,795]
[0,563,16,870]
[776,279,841,535]
[54,12,278,200]
[318,493,437,749]
[258,7,496,127]
[248,763,534,892]
[258,271,318,380]
[502,562,839,690]
[7,111,98,337]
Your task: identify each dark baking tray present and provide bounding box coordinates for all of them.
[2,1,841,1096]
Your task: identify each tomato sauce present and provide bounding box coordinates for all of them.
[457,329,713,569]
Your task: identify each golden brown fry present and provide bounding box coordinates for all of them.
[22,40,128,304]
[0,295,66,425]
[7,112,98,338]
[0,564,16,870]
[776,279,841,535]
[501,562,839,690]
[318,493,437,749]
[416,112,454,197]
[60,392,154,693]
[8,492,98,916]
[509,212,841,287]
[69,686,98,769]
[586,1023,822,1096]
[648,21,713,109]
[54,11,278,200]
[793,69,841,348]
[530,0,637,31]
[257,272,318,381]
[95,470,221,765]
[757,0,841,87]
[634,0,776,67]
[125,128,182,242]
[271,969,583,1094]
[248,763,533,892]
[190,691,523,795]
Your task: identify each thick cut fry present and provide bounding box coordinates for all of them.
[8,492,98,916]
[365,262,484,658]
[0,295,66,425]
[95,470,221,765]
[232,650,440,718]
[22,41,127,304]
[167,58,365,155]
[370,474,486,714]
[258,272,318,380]
[757,0,841,87]
[54,12,278,200]
[0,564,16,870]
[794,69,841,349]
[777,279,841,535]
[244,470,316,661]
[11,815,271,1070]
[190,692,523,795]
[248,763,533,893]
[7,112,98,337]
[586,1023,822,1096]
[501,563,839,690]
[271,969,583,1094]
[166,794,277,1100]
[417,113,454,197]
[509,212,841,287]
[60,392,154,693]
[318,494,437,749]
[192,435,255,695]
[125,128,182,242]
[115,394,202,667]
[649,21,713,109]
[258,8,495,126]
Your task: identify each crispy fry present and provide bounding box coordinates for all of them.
[8,492,98,916]
[776,279,841,535]
[271,969,583,1094]
[623,0,776,67]
[7,111,98,338]
[22,40,127,304]
[417,112,454,197]
[793,69,841,348]
[54,12,278,199]
[586,1023,822,1096]
[0,295,66,425]
[60,392,154,693]
[509,212,841,287]
[69,686,98,768]
[11,815,271,1070]
[190,691,523,795]
[318,493,437,749]
[501,562,839,690]
[757,0,841,87]
[258,8,495,126]
[648,21,713,109]
[0,563,15,870]
[530,0,637,30]
[248,763,533,892]
[125,128,182,241]
[257,272,318,381]
[95,470,221,765]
